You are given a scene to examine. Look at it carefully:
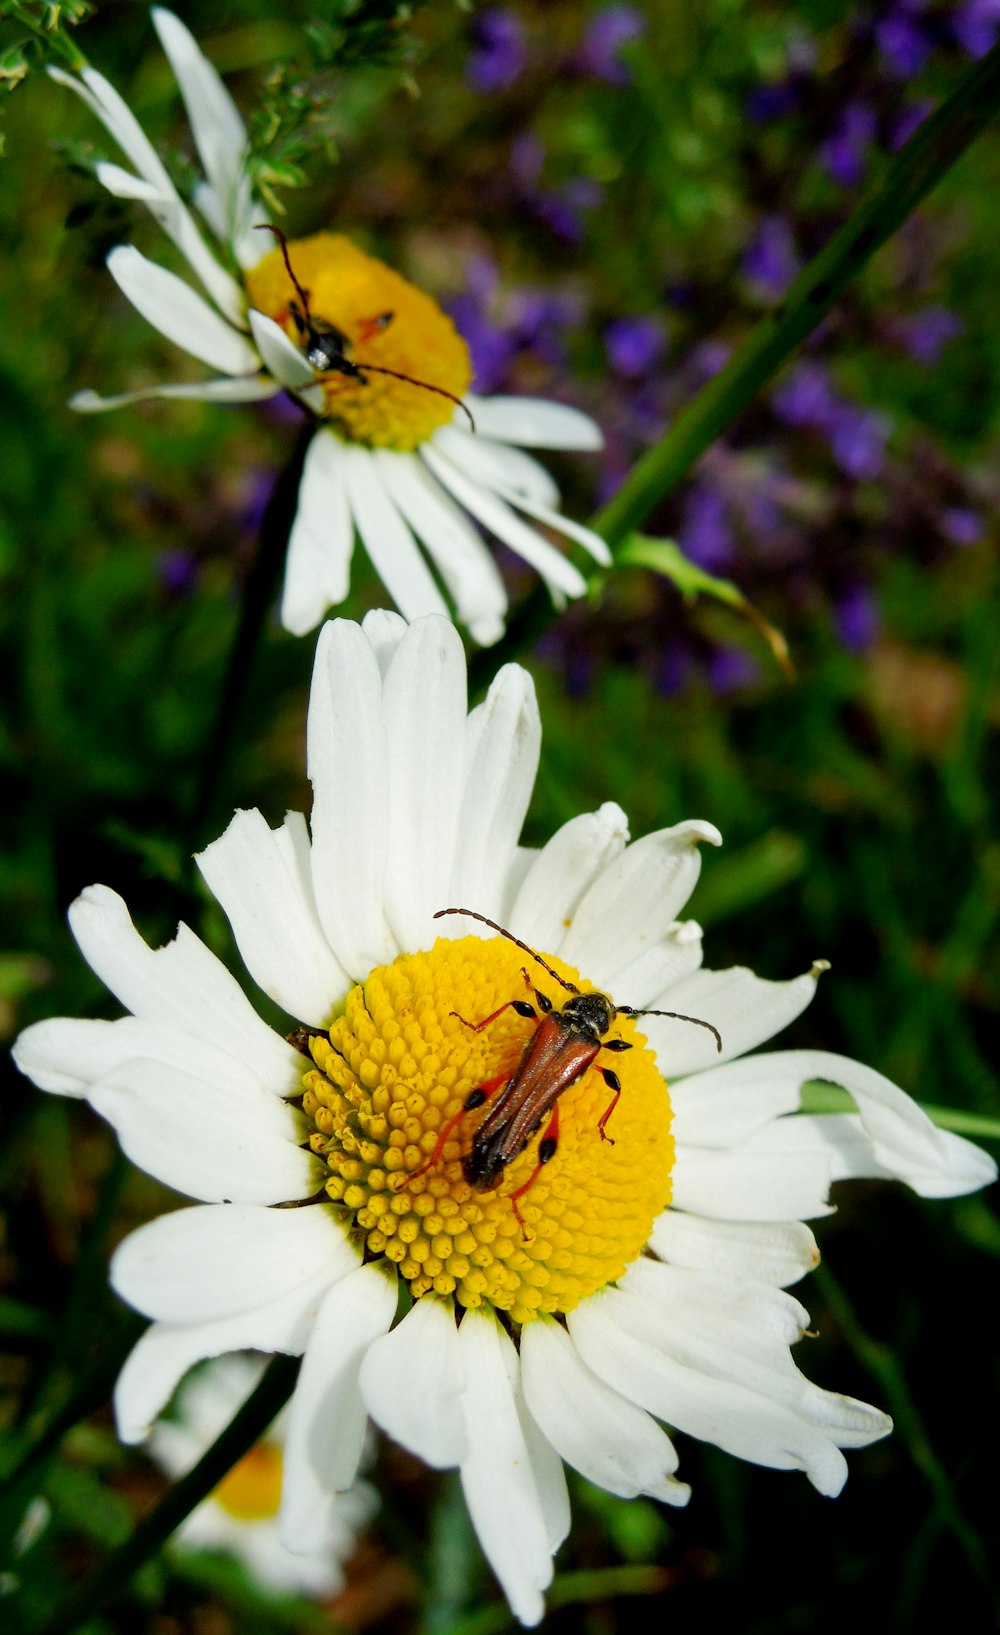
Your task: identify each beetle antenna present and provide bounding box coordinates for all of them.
[357,365,476,433]
[433,908,579,995]
[256,223,314,323]
[616,1005,722,1053]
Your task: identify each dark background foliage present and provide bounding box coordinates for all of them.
[0,1,998,1631]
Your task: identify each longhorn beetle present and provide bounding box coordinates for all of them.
[403,908,723,1237]
[256,226,476,432]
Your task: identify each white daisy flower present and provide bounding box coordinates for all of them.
[14,613,995,1626]
[148,1352,375,1598]
[51,8,607,645]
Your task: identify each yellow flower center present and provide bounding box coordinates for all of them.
[244,233,472,452]
[301,935,673,1327]
[213,1441,284,1522]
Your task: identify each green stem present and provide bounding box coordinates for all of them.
[188,423,312,848]
[471,36,1000,692]
[30,1353,300,1635]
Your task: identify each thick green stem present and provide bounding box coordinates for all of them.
[30,1353,300,1635]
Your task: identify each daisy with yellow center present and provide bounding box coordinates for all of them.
[15,613,996,1625]
[147,1354,375,1597]
[51,9,607,643]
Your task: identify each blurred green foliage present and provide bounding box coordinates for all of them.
[1,2,998,1633]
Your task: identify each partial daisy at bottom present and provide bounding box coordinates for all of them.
[51,8,607,644]
[14,614,995,1626]
[147,1353,375,1598]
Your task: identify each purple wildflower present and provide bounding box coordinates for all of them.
[742,215,801,302]
[876,14,931,78]
[772,361,838,429]
[942,507,984,547]
[951,0,1000,57]
[575,5,644,84]
[827,404,890,480]
[835,584,881,653]
[604,314,668,379]
[679,484,734,571]
[821,101,878,188]
[157,547,200,597]
[467,9,528,92]
[898,307,963,365]
[707,646,762,694]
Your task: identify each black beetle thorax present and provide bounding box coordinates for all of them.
[559,991,616,1042]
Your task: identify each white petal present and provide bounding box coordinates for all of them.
[510,802,630,952]
[433,427,560,507]
[196,808,349,1024]
[89,1058,319,1204]
[755,1050,998,1198]
[382,616,468,952]
[609,920,704,1011]
[359,1296,467,1467]
[67,884,299,1089]
[465,394,603,450]
[422,444,588,600]
[374,450,508,646]
[517,1392,571,1555]
[569,1291,850,1496]
[247,310,316,389]
[560,821,722,989]
[648,1213,820,1288]
[280,1266,397,1551]
[448,665,541,915]
[152,8,249,247]
[107,245,258,375]
[113,1258,346,1443]
[434,428,609,565]
[306,620,397,976]
[457,1309,553,1627]
[281,432,355,636]
[620,1260,891,1450]
[342,445,450,623]
[94,161,170,200]
[360,608,408,676]
[670,1142,837,1222]
[669,1051,812,1149]
[69,377,278,412]
[13,1014,272,1102]
[644,962,823,1079]
[111,1202,357,1323]
[520,1317,690,1505]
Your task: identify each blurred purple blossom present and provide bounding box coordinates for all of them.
[746,81,800,122]
[951,0,1000,56]
[604,314,668,378]
[574,5,644,85]
[509,133,602,243]
[835,584,881,652]
[828,404,890,480]
[942,507,984,546]
[773,360,838,429]
[773,362,889,479]
[684,339,732,387]
[822,101,878,187]
[742,215,801,301]
[707,646,762,694]
[897,306,963,365]
[889,98,933,151]
[679,484,734,571]
[876,14,931,78]
[157,547,199,597]
[467,9,528,92]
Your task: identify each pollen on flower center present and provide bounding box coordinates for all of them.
[244,233,472,452]
[301,935,673,1326]
[213,1441,284,1521]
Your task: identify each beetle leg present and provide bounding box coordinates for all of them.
[451,997,536,1033]
[401,1078,508,1188]
[597,1067,622,1144]
[602,1037,632,1053]
[508,1104,560,1242]
[356,310,394,345]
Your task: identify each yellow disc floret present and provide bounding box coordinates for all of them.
[213,1441,284,1521]
[301,935,673,1327]
[244,233,472,451]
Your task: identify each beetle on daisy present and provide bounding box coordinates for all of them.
[50,8,607,644]
[14,613,996,1627]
